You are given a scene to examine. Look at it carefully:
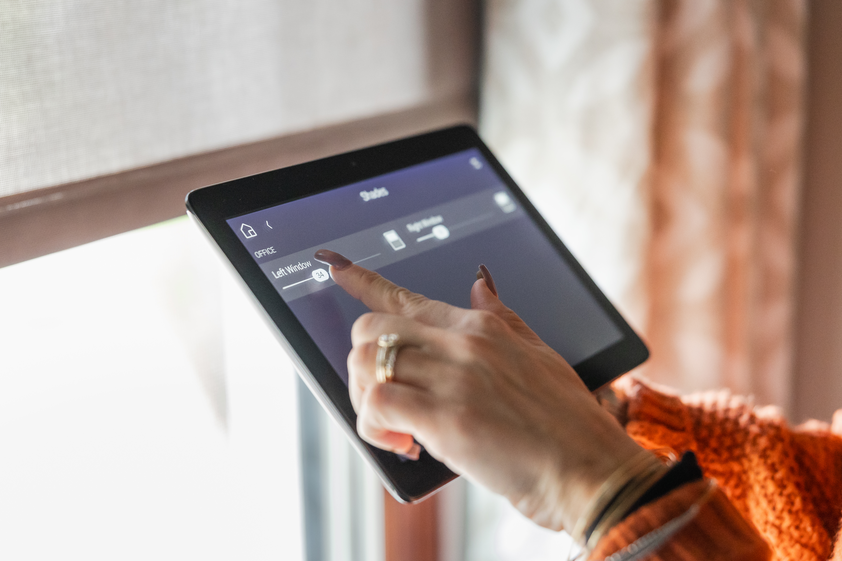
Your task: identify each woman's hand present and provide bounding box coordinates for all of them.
[314,250,644,532]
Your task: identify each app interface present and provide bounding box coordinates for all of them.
[228,149,622,385]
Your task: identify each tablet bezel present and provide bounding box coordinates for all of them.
[186,125,649,502]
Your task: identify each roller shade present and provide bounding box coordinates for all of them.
[0,0,478,265]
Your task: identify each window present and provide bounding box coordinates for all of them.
[0,219,306,559]
[1,2,480,559]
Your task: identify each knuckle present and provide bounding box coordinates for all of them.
[469,309,505,333]
[392,286,428,314]
[355,267,386,293]
[351,313,379,343]
[347,343,373,374]
[357,392,378,431]
[365,383,394,418]
[454,332,492,363]
[356,416,377,444]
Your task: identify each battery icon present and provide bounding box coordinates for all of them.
[383,230,406,251]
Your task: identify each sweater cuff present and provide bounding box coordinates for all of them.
[588,480,771,561]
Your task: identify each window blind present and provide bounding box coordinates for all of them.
[0,0,478,266]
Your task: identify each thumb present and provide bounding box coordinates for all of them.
[470,267,542,345]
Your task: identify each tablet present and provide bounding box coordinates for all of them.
[186,125,648,503]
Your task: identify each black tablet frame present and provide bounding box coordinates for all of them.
[186,125,649,503]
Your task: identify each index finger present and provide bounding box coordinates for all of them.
[314,249,461,327]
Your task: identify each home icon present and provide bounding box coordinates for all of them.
[241,223,257,239]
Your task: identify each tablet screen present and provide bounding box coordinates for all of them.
[226,148,623,386]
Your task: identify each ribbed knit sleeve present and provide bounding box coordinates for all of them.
[588,480,771,560]
[603,377,842,561]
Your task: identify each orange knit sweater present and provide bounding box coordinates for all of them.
[589,378,842,561]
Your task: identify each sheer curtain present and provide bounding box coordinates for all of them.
[472,0,807,558]
[480,0,806,404]
[646,0,806,408]
[475,3,656,558]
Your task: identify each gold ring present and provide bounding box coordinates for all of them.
[376,333,402,383]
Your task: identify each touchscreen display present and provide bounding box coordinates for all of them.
[227,149,622,385]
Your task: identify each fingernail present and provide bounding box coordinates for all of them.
[477,264,498,297]
[314,249,352,270]
[404,443,421,461]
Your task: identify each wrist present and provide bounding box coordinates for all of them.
[547,416,647,531]
[570,447,694,550]
[506,436,641,531]
[618,450,704,521]
[564,440,650,530]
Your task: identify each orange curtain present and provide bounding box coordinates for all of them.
[644,0,807,410]
[471,1,810,557]
[480,0,808,410]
